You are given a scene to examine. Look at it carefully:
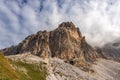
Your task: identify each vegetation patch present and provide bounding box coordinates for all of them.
[9,59,47,80]
[0,52,47,80]
[0,52,18,80]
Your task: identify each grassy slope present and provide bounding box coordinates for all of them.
[0,52,18,80]
[10,60,47,80]
[0,52,47,80]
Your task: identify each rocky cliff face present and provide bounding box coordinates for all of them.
[1,22,103,69]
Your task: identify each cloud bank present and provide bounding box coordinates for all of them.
[0,0,120,49]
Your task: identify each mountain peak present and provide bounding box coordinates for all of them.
[1,22,104,70]
[58,22,76,29]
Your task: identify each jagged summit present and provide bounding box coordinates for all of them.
[58,22,76,29]
[1,22,104,69]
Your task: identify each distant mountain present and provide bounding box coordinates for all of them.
[99,41,120,61]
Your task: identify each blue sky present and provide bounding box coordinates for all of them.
[0,0,120,49]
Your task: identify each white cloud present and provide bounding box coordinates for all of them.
[0,0,120,49]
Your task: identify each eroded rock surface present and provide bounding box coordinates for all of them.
[1,22,104,70]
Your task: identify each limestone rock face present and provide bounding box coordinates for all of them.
[1,22,103,68]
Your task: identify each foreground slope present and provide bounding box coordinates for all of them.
[92,59,120,80]
[6,53,120,80]
[7,53,47,80]
[0,52,47,80]
[0,52,18,80]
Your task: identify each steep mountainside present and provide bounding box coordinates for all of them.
[1,22,104,69]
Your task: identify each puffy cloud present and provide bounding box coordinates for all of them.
[0,0,120,49]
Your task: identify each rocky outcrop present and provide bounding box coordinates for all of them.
[1,22,103,69]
